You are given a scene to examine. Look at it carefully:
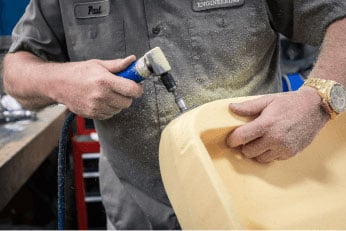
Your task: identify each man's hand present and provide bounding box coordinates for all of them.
[53,55,143,119]
[226,87,329,163]
[3,52,143,120]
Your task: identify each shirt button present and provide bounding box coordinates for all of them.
[152,25,162,35]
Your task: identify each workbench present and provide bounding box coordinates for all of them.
[0,105,67,210]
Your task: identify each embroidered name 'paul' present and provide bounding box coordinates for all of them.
[88,5,102,15]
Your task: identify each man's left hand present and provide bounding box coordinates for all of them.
[227,87,330,163]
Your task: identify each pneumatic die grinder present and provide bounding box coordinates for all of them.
[116,47,188,113]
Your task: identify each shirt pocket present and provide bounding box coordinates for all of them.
[60,1,125,61]
[187,3,276,82]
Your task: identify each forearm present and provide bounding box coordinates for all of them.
[3,51,65,110]
[3,51,142,119]
[308,17,346,85]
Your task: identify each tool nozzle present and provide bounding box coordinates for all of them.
[160,73,188,112]
[173,91,188,113]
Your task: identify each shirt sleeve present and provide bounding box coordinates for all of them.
[9,0,68,62]
[266,0,346,46]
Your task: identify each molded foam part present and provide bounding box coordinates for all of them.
[159,95,346,229]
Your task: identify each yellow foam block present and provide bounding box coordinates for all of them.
[159,95,346,229]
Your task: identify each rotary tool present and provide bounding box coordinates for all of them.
[0,110,37,124]
[116,47,187,112]
[0,96,37,124]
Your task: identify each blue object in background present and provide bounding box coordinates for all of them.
[282,73,305,92]
[0,0,30,35]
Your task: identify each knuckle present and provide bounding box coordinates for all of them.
[83,59,99,71]
[87,102,102,116]
[87,59,100,65]
[91,90,107,102]
[270,131,285,145]
[261,119,272,130]
[95,78,109,88]
[88,106,98,118]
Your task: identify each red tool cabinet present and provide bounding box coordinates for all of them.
[72,116,105,229]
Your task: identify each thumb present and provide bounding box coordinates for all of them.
[229,95,274,116]
[98,55,136,73]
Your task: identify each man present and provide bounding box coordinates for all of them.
[3,0,346,229]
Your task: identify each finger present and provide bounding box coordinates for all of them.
[78,107,117,120]
[229,95,274,116]
[107,76,143,98]
[276,156,291,161]
[276,151,296,161]
[94,112,115,120]
[105,92,133,109]
[90,85,135,110]
[226,117,268,147]
[97,108,122,120]
[255,150,280,163]
[98,55,136,73]
[241,137,270,159]
[92,101,123,119]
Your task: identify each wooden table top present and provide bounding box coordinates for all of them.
[0,105,67,210]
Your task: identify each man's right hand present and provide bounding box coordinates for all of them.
[3,52,143,120]
[54,55,143,119]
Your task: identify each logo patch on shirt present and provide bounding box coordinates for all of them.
[74,0,110,19]
[192,0,244,11]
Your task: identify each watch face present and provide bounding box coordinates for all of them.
[330,84,346,113]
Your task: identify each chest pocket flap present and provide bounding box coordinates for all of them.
[59,0,125,61]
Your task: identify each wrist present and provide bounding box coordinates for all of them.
[299,85,322,103]
[45,62,74,105]
[298,85,331,121]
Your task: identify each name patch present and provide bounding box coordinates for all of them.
[74,0,110,19]
[192,0,244,11]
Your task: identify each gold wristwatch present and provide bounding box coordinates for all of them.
[303,78,346,119]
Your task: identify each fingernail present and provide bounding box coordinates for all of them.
[229,103,237,109]
[227,135,239,148]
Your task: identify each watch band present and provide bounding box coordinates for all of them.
[303,78,337,119]
[303,78,335,95]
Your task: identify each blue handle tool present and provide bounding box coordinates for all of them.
[116,61,145,83]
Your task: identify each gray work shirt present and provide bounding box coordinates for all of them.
[10,0,346,229]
